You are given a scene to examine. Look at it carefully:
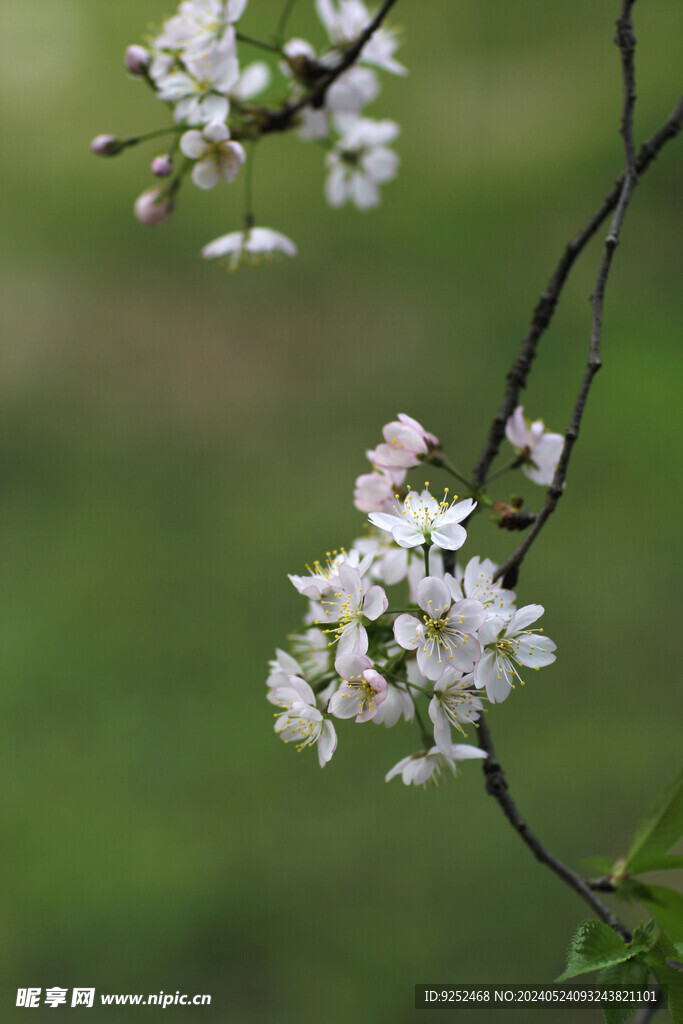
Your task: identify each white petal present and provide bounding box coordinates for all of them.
[350,173,380,209]
[337,621,368,655]
[430,523,467,550]
[363,585,388,620]
[385,754,412,782]
[227,0,248,22]
[328,685,362,719]
[192,159,220,189]
[335,651,371,680]
[516,636,556,668]
[417,576,451,617]
[478,616,505,646]
[417,644,446,682]
[367,511,400,533]
[317,720,337,766]
[477,651,512,703]
[450,744,488,761]
[393,614,422,651]
[505,407,529,449]
[391,524,425,548]
[447,635,481,674]
[447,599,486,634]
[201,231,243,259]
[180,130,207,159]
[325,165,348,207]
[204,121,230,142]
[508,604,544,633]
[233,61,271,99]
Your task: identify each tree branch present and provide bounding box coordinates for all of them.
[494,0,651,582]
[260,0,400,133]
[476,717,632,941]
[473,1,676,962]
[471,96,683,491]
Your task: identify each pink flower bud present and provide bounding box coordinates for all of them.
[125,45,150,76]
[134,189,172,226]
[151,154,174,178]
[90,134,123,157]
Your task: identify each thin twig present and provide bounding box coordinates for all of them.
[494,0,649,582]
[260,0,400,133]
[474,0,663,952]
[476,717,632,941]
[471,97,683,491]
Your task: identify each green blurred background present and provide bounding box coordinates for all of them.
[1,0,681,1021]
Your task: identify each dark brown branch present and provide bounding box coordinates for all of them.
[260,0,400,133]
[476,717,632,941]
[494,0,649,582]
[471,96,683,491]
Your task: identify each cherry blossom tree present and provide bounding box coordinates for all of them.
[95,2,682,1018]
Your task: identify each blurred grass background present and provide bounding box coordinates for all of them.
[0,0,681,1021]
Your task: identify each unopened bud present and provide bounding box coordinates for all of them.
[125,45,150,76]
[91,134,124,157]
[134,189,173,226]
[151,154,174,178]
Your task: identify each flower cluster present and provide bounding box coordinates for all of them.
[268,414,557,786]
[92,0,405,267]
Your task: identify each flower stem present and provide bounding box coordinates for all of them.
[235,31,283,55]
[423,543,431,578]
[412,700,432,748]
[432,455,476,493]
[276,0,299,45]
[124,126,184,147]
[484,455,524,486]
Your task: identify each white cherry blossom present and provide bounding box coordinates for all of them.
[288,548,374,601]
[231,61,271,100]
[328,652,387,722]
[316,563,388,654]
[368,413,440,471]
[180,122,245,188]
[325,117,399,209]
[152,0,246,55]
[270,675,337,767]
[316,0,406,75]
[505,406,564,486]
[353,466,405,514]
[393,576,485,680]
[385,743,487,786]
[267,648,305,692]
[368,487,475,551]
[446,556,516,620]
[153,36,240,125]
[371,681,414,727]
[428,669,484,752]
[288,628,330,680]
[201,227,297,268]
[475,605,557,703]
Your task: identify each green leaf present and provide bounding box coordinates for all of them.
[630,853,683,875]
[597,960,650,1024]
[643,886,683,943]
[626,768,683,870]
[617,879,663,905]
[648,934,683,1024]
[556,920,647,981]
[615,881,683,940]
[583,856,616,875]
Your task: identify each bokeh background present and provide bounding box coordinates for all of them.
[1,0,681,1021]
